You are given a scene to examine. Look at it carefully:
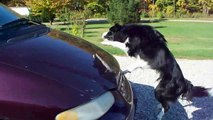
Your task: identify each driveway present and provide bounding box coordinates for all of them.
[115,56,213,120]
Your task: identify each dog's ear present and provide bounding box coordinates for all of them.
[115,23,121,27]
[113,23,122,32]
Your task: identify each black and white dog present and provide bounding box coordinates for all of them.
[102,24,213,119]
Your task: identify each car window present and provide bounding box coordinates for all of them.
[0,4,21,26]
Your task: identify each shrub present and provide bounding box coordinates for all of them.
[25,0,69,24]
[70,11,86,37]
[141,12,149,18]
[71,24,80,36]
[165,6,175,17]
[107,0,140,25]
[28,11,42,23]
[84,2,106,18]
[175,8,189,18]
[148,4,159,17]
[156,12,164,18]
[56,7,71,24]
[191,12,208,18]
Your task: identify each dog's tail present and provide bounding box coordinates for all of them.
[182,80,213,100]
[189,86,212,99]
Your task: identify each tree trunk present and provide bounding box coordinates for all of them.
[207,9,210,16]
[50,21,53,25]
[202,4,209,16]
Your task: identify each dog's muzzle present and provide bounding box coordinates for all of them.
[102,32,113,41]
[102,32,108,39]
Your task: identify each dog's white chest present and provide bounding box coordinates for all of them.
[122,38,130,54]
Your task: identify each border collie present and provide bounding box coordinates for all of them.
[102,24,213,120]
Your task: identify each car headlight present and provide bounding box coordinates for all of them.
[55,91,115,120]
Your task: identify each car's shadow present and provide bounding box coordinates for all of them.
[130,82,188,120]
[190,97,213,120]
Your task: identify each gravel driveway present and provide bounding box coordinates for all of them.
[114,56,213,120]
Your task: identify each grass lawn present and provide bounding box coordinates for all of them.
[145,21,213,59]
[83,23,125,55]
[47,20,213,59]
[83,21,213,59]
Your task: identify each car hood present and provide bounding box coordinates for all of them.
[0,27,120,111]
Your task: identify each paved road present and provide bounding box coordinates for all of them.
[115,56,213,120]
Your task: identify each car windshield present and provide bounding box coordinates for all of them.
[0,4,22,27]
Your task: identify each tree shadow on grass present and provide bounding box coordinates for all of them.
[86,20,109,24]
[140,18,168,23]
[85,26,110,30]
[84,31,100,38]
[84,31,97,34]
[60,27,71,31]
[154,26,167,29]
[130,82,188,120]
[84,35,98,37]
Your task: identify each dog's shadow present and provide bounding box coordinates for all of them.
[130,82,188,120]
[189,97,213,120]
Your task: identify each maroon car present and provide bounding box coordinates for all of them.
[0,4,136,120]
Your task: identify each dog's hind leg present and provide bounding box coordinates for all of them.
[156,99,170,120]
[155,88,170,120]
[157,107,164,120]
[156,104,163,120]
[156,101,170,120]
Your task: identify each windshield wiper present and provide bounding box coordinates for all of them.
[0,18,31,30]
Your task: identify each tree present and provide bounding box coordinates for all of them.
[155,0,177,17]
[0,0,25,6]
[107,0,141,25]
[156,0,173,11]
[186,0,200,13]
[25,0,70,24]
[177,0,187,9]
[198,0,213,15]
[84,1,106,17]
[70,10,86,37]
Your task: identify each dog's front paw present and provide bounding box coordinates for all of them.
[101,40,111,46]
[157,109,164,120]
[122,70,131,75]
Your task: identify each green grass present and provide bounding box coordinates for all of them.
[145,21,213,59]
[47,21,213,59]
[83,23,126,55]
[83,21,213,59]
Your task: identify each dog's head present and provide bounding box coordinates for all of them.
[103,24,127,43]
